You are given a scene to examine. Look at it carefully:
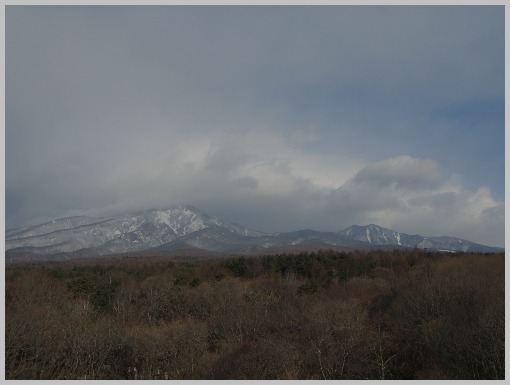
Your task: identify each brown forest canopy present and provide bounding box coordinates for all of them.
[5,249,504,380]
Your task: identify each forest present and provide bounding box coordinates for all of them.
[5,249,504,380]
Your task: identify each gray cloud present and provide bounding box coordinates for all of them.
[6,5,505,247]
[351,156,442,190]
[328,157,504,246]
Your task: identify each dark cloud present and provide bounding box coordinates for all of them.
[351,156,442,190]
[5,5,505,247]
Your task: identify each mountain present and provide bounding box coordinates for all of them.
[339,224,420,247]
[5,205,503,260]
[5,205,265,257]
[339,224,501,253]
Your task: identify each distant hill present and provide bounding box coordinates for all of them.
[6,205,503,261]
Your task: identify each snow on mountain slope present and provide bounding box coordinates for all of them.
[338,224,499,252]
[6,216,107,240]
[5,205,263,256]
[5,206,503,258]
[339,224,415,246]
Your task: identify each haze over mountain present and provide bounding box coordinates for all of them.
[6,205,503,260]
[6,7,504,251]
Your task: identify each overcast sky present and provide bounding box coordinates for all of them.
[6,5,505,247]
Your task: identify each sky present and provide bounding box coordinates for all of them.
[5,5,505,247]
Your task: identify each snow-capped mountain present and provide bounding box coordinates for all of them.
[5,205,264,257]
[338,224,499,252]
[6,216,107,240]
[5,206,503,259]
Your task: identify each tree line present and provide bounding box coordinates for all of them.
[5,249,504,379]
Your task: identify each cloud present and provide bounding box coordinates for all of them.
[55,151,504,248]
[60,128,363,217]
[329,156,504,246]
[5,6,504,248]
[351,155,442,190]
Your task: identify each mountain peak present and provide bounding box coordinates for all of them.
[5,204,261,257]
[5,206,503,260]
[339,224,398,245]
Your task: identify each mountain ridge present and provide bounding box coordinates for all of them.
[6,205,503,260]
